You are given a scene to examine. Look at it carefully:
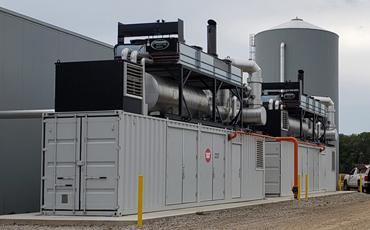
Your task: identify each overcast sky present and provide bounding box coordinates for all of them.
[0,0,369,134]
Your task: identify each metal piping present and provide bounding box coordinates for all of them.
[145,74,210,116]
[225,57,266,125]
[0,109,54,119]
[225,57,261,73]
[121,48,130,60]
[312,96,337,141]
[280,42,285,83]
[207,19,217,57]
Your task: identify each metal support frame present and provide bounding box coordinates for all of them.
[178,68,193,119]
[229,87,244,127]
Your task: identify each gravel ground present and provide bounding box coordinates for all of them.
[1,192,369,230]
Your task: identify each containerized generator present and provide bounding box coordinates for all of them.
[41,19,267,216]
[40,18,338,216]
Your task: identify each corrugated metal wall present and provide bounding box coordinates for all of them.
[0,7,113,214]
[119,113,265,215]
[120,114,167,214]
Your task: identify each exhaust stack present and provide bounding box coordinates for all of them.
[207,19,217,57]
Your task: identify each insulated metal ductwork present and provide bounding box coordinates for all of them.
[207,19,217,57]
[225,57,267,125]
[312,96,338,141]
[145,74,210,116]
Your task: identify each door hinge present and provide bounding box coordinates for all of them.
[76,161,84,166]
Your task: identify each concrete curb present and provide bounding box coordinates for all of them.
[0,191,354,226]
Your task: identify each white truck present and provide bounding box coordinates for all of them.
[343,165,370,193]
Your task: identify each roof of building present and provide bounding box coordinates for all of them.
[0,6,113,49]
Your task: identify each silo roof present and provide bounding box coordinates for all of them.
[270,18,324,31]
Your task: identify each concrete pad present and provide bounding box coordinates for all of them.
[0,191,354,226]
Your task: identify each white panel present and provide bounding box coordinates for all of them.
[198,132,213,202]
[182,129,197,203]
[313,149,320,191]
[165,127,182,205]
[81,116,119,210]
[231,144,241,198]
[280,142,294,196]
[43,118,80,211]
[265,142,281,195]
[243,136,265,200]
[121,114,167,214]
[212,134,225,200]
[298,146,308,192]
[308,148,315,192]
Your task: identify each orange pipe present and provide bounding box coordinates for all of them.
[227,131,325,198]
[273,136,299,197]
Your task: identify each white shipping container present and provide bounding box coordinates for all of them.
[41,111,265,216]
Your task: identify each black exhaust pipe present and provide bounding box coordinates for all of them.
[207,19,217,57]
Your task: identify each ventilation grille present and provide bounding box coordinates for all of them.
[256,140,264,169]
[125,63,143,98]
[281,111,289,130]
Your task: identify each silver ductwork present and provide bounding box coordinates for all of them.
[216,90,233,121]
[242,107,267,125]
[312,96,338,141]
[0,109,54,119]
[287,117,312,137]
[225,57,266,125]
[145,74,210,116]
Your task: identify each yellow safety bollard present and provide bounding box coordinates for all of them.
[305,174,308,202]
[338,176,342,191]
[298,175,301,208]
[137,175,143,227]
[359,175,363,193]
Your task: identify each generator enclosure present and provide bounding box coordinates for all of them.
[265,141,336,196]
[55,60,143,114]
[41,111,265,216]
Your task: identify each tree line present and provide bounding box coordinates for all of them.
[339,132,370,173]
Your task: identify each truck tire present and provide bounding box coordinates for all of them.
[343,180,349,191]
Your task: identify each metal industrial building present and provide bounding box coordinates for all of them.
[255,18,339,177]
[0,7,113,214]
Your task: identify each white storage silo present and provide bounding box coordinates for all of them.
[255,18,339,176]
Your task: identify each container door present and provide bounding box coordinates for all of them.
[212,134,225,200]
[165,127,183,205]
[308,149,314,192]
[80,116,119,211]
[182,129,197,203]
[231,144,242,198]
[299,146,308,193]
[265,142,281,195]
[43,117,80,211]
[198,132,213,202]
[313,151,319,191]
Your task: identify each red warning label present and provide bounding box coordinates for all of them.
[205,148,212,163]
